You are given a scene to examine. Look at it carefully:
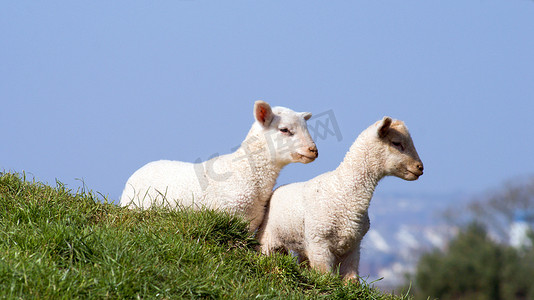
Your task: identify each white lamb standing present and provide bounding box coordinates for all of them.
[257,116,423,279]
[120,100,318,232]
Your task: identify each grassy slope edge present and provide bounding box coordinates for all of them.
[0,172,409,299]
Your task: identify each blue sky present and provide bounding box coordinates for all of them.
[2,1,534,203]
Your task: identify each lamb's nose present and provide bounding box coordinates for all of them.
[417,163,424,172]
[309,146,318,158]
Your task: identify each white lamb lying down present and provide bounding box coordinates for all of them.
[120,100,318,232]
[257,116,423,279]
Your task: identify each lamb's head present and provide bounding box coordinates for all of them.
[375,116,424,181]
[253,100,318,165]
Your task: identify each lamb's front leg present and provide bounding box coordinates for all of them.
[257,229,277,255]
[306,241,336,275]
[339,244,362,281]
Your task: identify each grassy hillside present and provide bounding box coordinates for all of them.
[0,172,410,299]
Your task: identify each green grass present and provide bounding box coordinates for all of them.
[0,171,410,299]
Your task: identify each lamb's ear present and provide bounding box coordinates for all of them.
[301,112,312,121]
[254,100,274,128]
[378,116,393,138]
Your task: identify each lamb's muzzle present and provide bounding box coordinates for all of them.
[293,145,318,163]
[416,162,424,175]
[406,162,424,180]
[308,146,319,158]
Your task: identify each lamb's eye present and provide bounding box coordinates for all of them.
[392,141,404,151]
[279,128,294,136]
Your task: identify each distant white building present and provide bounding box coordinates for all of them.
[509,211,532,248]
